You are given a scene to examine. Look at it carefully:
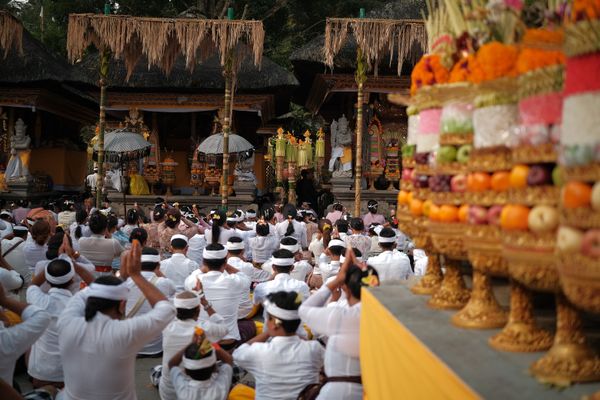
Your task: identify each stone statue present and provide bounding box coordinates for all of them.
[5,119,32,182]
[328,114,353,178]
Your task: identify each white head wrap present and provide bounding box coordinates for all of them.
[226,240,245,251]
[203,248,228,260]
[182,351,216,370]
[13,225,28,232]
[174,294,200,309]
[328,239,346,248]
[45,254,75,285]
[141,254,161,263]
[171,234,189,244]
[264,299,300,320]
[87,282,129,300]
[373,225,384,236]
[378,233,397,243]
[246,210,257,218]
[280,243,299,253]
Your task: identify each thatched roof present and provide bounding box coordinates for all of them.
[0,29,86,84]
[290,0,426,71]
[76,51,298,91]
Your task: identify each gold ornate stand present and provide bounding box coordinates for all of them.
[489,280,553,352]
[530,294,600,385]
[452,269,507,328]
[428,258,470,310]
[412,251,443,295]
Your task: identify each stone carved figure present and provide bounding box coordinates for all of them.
[234,152,256,182]
[328,114,353,178]
[5,119,32,182]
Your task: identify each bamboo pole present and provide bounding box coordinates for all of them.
[220,8,235,211]
[354,8,367,217]
[95,2,110,209]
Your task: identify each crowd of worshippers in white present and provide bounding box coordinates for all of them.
[0,201,427,400]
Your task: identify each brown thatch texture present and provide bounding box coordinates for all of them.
[324,18,426,76]
[67,14,264,79]
[0,10,23,58]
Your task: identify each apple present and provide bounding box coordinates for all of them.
[592,181,600,211]
[413,174,429,188]
[581,229,600,258]
[552,166,563,187]
[527,164,553,186]
[486,205,504,226]
[450,174,467,193]
[415,152,429,165]
[402,168,413,181]
[410,169,418,182]
[527,205,559,234]
[468,205,488,225]
[437,146,457,164]
[456,145,472,164]
[556,226,584,252]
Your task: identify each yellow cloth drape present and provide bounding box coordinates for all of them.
[228,384,255,400]
[129,173,150,195]
[360,289,480,400]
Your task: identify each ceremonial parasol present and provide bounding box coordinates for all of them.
[94,128,151,214]
[197,133,254,155]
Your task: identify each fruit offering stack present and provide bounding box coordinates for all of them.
[556,0,600,314]
[397,110,419,237]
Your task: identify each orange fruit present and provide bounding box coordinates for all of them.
[410,198,424,216]
[500,204,530,230]
[398,190,409,205]
[429,204,441,221]
[490,171,511,192]
[458,204,469,222]
[509,164,530,189]
[467,172,492,192]
[439,205,459,223]
[407,191,414,205]
[562,181,592,208]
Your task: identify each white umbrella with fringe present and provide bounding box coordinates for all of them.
[197,133,254,154]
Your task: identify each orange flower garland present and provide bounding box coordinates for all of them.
[571,0,600,21]
[516,48,565,74]
[472,42,519,83]
[410,54,450,94]
[522,28,564,47]
[449,54,485,83]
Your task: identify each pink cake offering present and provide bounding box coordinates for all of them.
[519,92,563,126]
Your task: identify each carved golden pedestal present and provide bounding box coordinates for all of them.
[489,280,553,352]
[530,294,600,386]
[412,252,443,295]
[452,270,508,329]
[428,259,470,310]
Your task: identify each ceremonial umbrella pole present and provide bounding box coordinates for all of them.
[67,10,264,207]
[324,11,425,216]
[221,7,234,211]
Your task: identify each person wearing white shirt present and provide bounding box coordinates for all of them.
[275,208,308,249]
[78,212,124,276]
[244,209,258,231]
[23,220,51,274]
[249,222,278,266]
[225,236,269,343]
[57,241,176,400]
[33,232,95,295]
[123,247,176,356]
[160,291,228,400]
[27,250,95,388]
[204,210,234,246]
[413,249,429,276]
[160,235,199,292]
[167,329,234,400]
[186,233,206,266]
[233,291,325,400]
[0,216,14,239]
[367,228,413,282]
[344,218,372,258]
[183,244,250,349]
[1,226,30,292]
[320,239,346,284]
[69,209,92,252]
[253,249,310,337]
[0,283,51,387]
[299,250,379,400]
[262,237,312,283]
[0,252,24,300]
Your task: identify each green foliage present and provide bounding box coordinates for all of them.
[2,0,391,68]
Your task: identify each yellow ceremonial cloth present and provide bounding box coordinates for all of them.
[129,173,150,195]
[254,321,264,335]
[19,149,31,169]
[227,384,255,400]
[2,310,22,326]
[360,289,480,400]
[341,147,352,164]
[245,303,260,320]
